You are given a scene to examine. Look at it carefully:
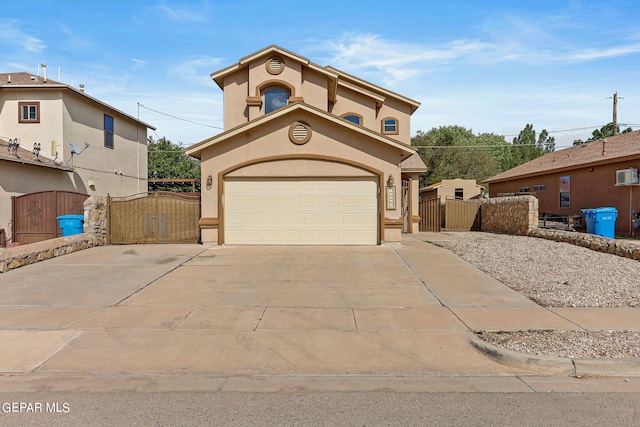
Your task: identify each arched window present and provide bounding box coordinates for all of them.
[264,87,290,114]
[341,113,363,126]
[381,118,398,134]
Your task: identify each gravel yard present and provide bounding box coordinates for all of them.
[429,232,640,358]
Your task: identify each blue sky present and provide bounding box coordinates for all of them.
[2,0,640,149]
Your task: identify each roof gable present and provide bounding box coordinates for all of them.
[186,102,416,159]
[484,131,640,183]
[209,45,420,113]
[0,72,155,130]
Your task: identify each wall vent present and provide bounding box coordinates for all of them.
[288,122,312,145]
[266,56,285,75]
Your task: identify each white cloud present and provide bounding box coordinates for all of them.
[169,55,225,86]
[0,19,46,53]
[565,42,640,62]
[132,58,149,70]
[155,3,207,23]
[321,33,491,86]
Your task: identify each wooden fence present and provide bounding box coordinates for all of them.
[108,192,200,244]
[419,197,441,232]
[419,197,481,232]
[444,198,480,231]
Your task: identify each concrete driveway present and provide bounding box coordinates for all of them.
[0,235,580,383]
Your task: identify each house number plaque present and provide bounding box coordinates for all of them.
[386,186,396,210]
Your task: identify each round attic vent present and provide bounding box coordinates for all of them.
[266,56,285,75]
[289,122,312,145]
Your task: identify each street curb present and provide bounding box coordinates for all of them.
[471,337,640,377]
[470,336,576,376]
[573,358,640,377]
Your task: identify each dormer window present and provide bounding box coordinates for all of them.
[264,87,289,114]
[342,113,362,126]
[381,118,398,135]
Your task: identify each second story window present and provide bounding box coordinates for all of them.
[342,114,362,126]
[19,102,40,123]
[264,87,289,114]
[104,114,114,149]
[382,118,398,134]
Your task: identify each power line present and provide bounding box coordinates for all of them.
[138,103,223,130]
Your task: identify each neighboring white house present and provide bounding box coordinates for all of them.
[0,70,155,242]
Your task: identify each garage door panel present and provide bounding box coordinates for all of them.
[225,178,378,245]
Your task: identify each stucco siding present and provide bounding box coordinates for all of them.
[488,161,640,234]
[301,68,329,111]
[0,89,65,155]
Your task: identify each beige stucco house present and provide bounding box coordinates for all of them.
[0,70,155,242]
[186,46,426,245]
[420,179,484,201]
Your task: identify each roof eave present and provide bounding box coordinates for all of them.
[186,103,416,159]
[0,156,74,171]
[483,153,640,184]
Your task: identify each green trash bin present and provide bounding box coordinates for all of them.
[57,214,84,236]
[593,207,617,239]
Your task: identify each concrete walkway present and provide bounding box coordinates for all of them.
[1,235,639,392]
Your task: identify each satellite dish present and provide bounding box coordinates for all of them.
[67,141,89,154]
[64,141,90,165]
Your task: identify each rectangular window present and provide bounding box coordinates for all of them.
[104,114,114,149]
[518,187,530,193]
[454,188,464,199]
[18,102,40,123]
[559,176,570,208]
[533,185,546,191]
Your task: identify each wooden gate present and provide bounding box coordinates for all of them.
[419,196,441,232]
[11,191,88,244]
[444,198,480,231]
[108,192,200,244]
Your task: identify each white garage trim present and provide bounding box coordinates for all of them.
[224,177,378,245]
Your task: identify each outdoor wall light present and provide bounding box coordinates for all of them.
[387,174,395,187]
[206,175,213,190]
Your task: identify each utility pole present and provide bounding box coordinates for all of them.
[608,92,623,135]
[613,92,618,135]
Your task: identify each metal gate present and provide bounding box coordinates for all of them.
[401,180,410,232]
[419,196,442,232]
[11,190,88,244]
[444,198,480,231]
[108,192,200,244]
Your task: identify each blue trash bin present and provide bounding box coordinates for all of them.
[592,207,617,239]
[581,209,596,234]
[57,214,84,236]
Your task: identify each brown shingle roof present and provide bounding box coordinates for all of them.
[483,131,640,183]
[0,72,65,86]
[0,138,73,171]
[400,153,427,172]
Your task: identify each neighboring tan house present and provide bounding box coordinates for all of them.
[420,179,484,201]
[0,70,155,243]
[483,132,640,236]
[186,45,426,245]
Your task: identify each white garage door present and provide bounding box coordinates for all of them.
[224,178,378,245]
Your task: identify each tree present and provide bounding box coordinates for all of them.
[505,124,555,169]
[573,122,633,145]
[412,126,504,187]
[147,137,200,192]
